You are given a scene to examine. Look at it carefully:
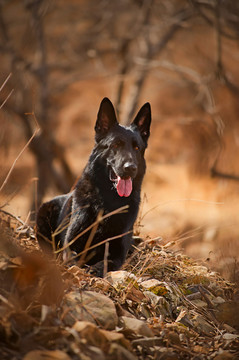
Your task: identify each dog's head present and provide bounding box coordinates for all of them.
[94,97,151,197]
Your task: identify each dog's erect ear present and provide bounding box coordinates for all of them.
[95,98,118,139]
[132,103,151,145]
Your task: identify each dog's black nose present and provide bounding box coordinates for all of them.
[123,162,137,176]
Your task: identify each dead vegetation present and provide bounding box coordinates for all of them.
[0,209,238,360]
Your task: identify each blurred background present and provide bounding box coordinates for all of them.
[1,0,239,284]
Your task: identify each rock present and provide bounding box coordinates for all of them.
[82,346,106,360]
[63,291,118,330]
[212,296,225,305]
[115,303,135,318]
[186,292,202,301]
[137,303,152,319]
[107,343,137,360]
[125,286,146,302]
[166,331,181,345]
[139,279,162,289]
[139,280,175,302]
[132,337,164,348]
[91,277,112,292]
[190,299,207,308]
[119,316,154,337]
[23,350,71,360]
[223,323,238,333]
[100,329,131,349]
[105,271,136,287]
[193,315,215,336]
[73,321,108,348]
[143,291,163,307]
[153,349,178,360]
[175,309,194,328]
[144,291,171,316]
[222,333,239,341]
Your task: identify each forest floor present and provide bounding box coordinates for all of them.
[0,208,238,360]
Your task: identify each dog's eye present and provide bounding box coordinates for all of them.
[133,142,139,151]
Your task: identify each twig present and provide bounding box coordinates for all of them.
[115,0,154,118]
[211,168,239,182]
[55,205,129,254]
[0,88,14,110]
[0,294,14,309]
[0,209,26,227]
[0,73,12,92]
[63,230,132,266]
[0,73,13,110]
[198,285,214,308]
[125,7,193,124]
[0,118,40,193]
[103,241,109,277]
[78,210,103,267]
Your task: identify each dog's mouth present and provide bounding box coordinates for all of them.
[109,168,132,197]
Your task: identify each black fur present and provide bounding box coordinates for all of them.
[36,98,151,277]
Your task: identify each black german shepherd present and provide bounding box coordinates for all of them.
[36,98,151,277]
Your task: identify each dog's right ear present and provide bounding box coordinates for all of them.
[95,98,118,140]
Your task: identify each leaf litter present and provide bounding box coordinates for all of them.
[0,209,238,360]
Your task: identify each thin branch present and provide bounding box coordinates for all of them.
[0,209,26,227]
[63,230,132,266]
[125,6,194,124]
[0,73,12,92]
[55,205,129,254]
[78,210,103,267]
[0,116,40,194]
[0,88,14,110]
[115,0,154,117]
[211,168,239,182]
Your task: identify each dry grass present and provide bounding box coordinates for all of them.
[0,209,238,359]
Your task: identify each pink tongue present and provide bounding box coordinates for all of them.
[116,176,132,197]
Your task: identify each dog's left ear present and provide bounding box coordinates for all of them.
[132,103,151,145]
[95,98,118,140]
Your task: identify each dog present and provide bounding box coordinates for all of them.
[36,97,151,277]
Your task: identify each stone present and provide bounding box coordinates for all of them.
[144,291,171,316]
[100,329,131,349]
[190,299,207,308]
[193,315,215,336]
[82,346,106,360]
[139,279,162,289]
[132,337,164,348]
[107,343,137,360]
[63,291,118,330]
[105,271,136,287]
[73,321,108,348]
[212,296,225,305]
[119,316,154,337]
[175,309,194,328]
[222,333,239,341]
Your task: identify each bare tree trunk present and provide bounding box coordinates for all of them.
[0,2,75,216]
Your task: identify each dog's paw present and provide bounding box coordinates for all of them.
[88,261,104,277]
[88,260,115,278]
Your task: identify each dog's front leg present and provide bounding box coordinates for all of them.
[89,237,130,277]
